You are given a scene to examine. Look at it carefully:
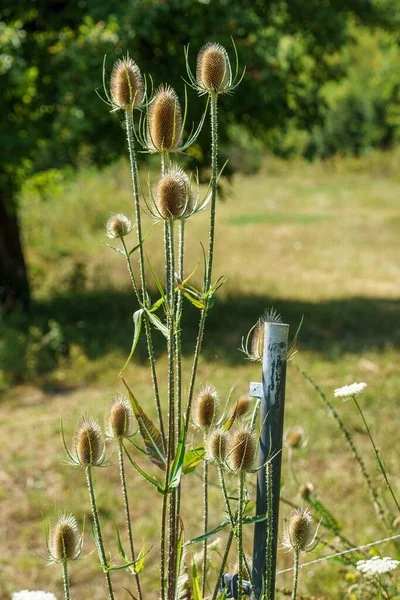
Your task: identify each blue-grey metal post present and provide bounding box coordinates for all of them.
[251,321,289,600]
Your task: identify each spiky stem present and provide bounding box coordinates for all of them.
[291,550,300,600]
[201,451,209,597]
[118,441,142,600]
[61,561,70,600]
[184,92,219,432]
[265,461,273,600]
[125,109,166,451]
[86,466,114,600]
[237,472,245,600]
[212,528,234,600]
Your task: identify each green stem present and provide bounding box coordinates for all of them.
[237,472,245,600]
[298,366,389,529]
[201,453,209,597]
[265,461,273,600]
[291,550,299,600]
[212,529,234,600]
[118,441,142,600]
[62,560,70,600]
[160,488,168,600]
[86,466,114,600]
[352,395,400,514]
[124,109,166,451]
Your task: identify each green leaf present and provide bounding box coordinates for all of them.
[149,296,165,313]
[185,520,230,546]
[182,289,205,309]
[119,309,144,376]
[146,254,168,312]
[134,540,148,574]
[191,557,203,600]
[182,443,205,475]
[243,514,268,525]
[103,241,125,255]
[115,522,128,562]
[128,228,152,257]
[123,443,165,494]
[168,420,187,491]
[145,309,170,339]
[122,378,166,470]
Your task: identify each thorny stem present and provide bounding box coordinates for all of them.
[265,461,273,600]
[118,441,142,600]
[212,529,234,600]
[184,92,219,433]
[160,488,168,600]
[124,109,166,451]
[297,366,390,530]
[352,395,400,514]
[291,550,300,600]
[201,451,209,597]
[62,560,70,600]
[237,472,245,600]
[86,466,115,600]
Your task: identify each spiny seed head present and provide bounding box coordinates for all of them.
[228,427,256,473]
[74,416,104,466]
[284,508,314,553]
[49,513,81,562]
[232,554,253,580]
[206,428,230,464]
[235,395,250,418]
[285,427,304,449]
[110,57,144,109]
[251,308,282,360]
[196,43,231,93]
[106,394,134,439]
[299,482,314,499]
[148,85,182,152]
[154,164,193,220]
[193,385,219,430]
[106,213,132,239]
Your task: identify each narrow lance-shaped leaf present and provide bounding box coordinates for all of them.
[168,419,187,491]
[182,443,205,475]
[122,378,166,470]
[119,308,144,377]
[123,443,165,494]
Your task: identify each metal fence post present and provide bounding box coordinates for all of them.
[251,321,289,600]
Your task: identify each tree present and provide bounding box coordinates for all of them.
[0,0,394,310]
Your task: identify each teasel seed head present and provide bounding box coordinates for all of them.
[49,513,81,562]
[196,42,231,93]
[147,85,182,152]
[154,164,193,220]
[106,213,133,239]
[193,385,219,430]
[206,428,230,465]
[285,427,304,449]
[236,395,250,418]
[283,508,314,553]
[232,554,253,580]
[228,427,256,473]
[110,57,144,110]
[106,394,134,439]
[299,482,314,499]
[251,308,282,360]
[74,416,105,466]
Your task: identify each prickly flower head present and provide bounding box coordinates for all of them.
[206,428,230,465]
[193,385,219,430]
[154,164,193,220]
[48,513,82,563]
[283,508,314,553]
[110,57,144,109]
[228,427,256,473]
[147,85,182,152]
[106,394,134,439]
[106,213,132,239]
[196,42,231,94]
[74,416,105,466]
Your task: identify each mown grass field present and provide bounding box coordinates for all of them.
[1,149,400,599]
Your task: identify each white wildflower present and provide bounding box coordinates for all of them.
[12,592,58,600]
[356,556,400,577]
[334,382,367,399]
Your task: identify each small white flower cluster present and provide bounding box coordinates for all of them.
[334,382,367,399]
[12,592,57,600]
[356,555,400,577]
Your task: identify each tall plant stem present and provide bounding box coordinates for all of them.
[86,466,114,600]
[125,109,166,451]
[118,441,143,600]
[265,461,273,600]
[201,451,209,597]
[61,561,70,600]
[175,220,185,549]
[184,92,219,432]
[297,366,389,529]
[237,472,245,600]
[212,529,234,600]
[291,550,300,600]
[352,395,400,514]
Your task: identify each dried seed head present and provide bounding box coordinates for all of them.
[49,513,81,562]
[206,428,230,464]
[106,214,132,239]
[299,482,314,499]
[232,554,253,580]
[154,164,193,220]
[228,427,256,473]
[196,43,231,93]
[193,385,219,430]
[74,416,104,466]
[148,85,182,152]
[110,57,144,109]
[106,394,133,439]
[284,508,314,553]
[251,309,282,360]
[285,427,304,449]
[236,395,250,418]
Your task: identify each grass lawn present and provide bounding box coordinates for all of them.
[1,149,400,599]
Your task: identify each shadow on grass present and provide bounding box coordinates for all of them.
[2,287,399,389]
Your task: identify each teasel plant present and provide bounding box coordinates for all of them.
[283,508,319,600]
